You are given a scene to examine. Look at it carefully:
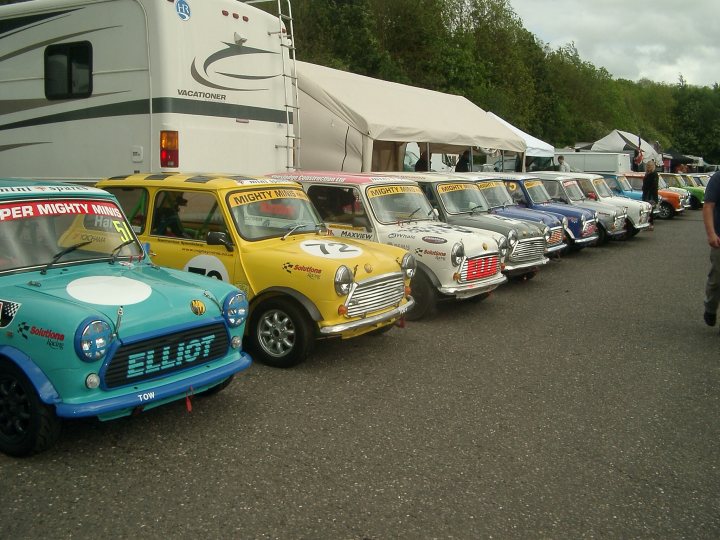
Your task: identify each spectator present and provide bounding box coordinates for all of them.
[415,150,429,172]
[642,160,659,231]
[557,155,571,172]
[455,150,470,172]
[703,171,720,328]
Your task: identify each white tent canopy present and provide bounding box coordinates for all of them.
[486,112,554,157]
[590,130,662,164]
[296,61,526,171]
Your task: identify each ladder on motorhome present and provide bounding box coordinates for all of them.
[244,0,300,170]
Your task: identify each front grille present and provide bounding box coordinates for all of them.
[345,272,405,317]
[103,322,229,389]
[460,255,500,282]
[583,220,598,237]
[548,227,564,247]
[510,238,545,262]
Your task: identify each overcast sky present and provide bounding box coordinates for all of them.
[508,0,720,87]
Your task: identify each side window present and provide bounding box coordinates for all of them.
[45,42,92,99]
[106,188,149,234]
[307,185,371,230]
[152,191,227,240]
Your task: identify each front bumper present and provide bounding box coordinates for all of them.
[438,272,507,298]
[319,299,414,335]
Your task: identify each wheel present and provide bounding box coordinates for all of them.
[657,202,674,219]
[627,220,640,237]
[248,298,315,368]
[406,271,438,321]
[596,224,608,245]
[690,196,701,210]
[197,375,234,397]
[0,361,61,457]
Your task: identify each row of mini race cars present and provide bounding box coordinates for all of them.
[0,169,704,456]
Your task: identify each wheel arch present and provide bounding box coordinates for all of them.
[249,287,322,323]
[0,346,61,405]
[414,261,441,288]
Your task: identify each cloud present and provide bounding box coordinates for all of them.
[509,0,720,86]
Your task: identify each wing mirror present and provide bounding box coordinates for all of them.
[206,231,235,252]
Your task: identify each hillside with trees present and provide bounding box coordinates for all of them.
[290,0,720,163]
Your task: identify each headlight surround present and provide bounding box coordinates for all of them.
[562,216,569,229]
[75,319,113,362]
[507,230,518,248]
[400,253,416,278]
[223,292,248,328]
[542,225,551,242]
[334,265,354,296]
[450,243,465,267]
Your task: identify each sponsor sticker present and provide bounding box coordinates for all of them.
[228,188,308,207]
[0,200,122,222]
[0,300,21,328]
[477,181,502,189]
[366,185,422,198]
[283,262,323,279]
[437,183,474,194]
[525,180,541,188]
[176,0,191,21]
[422,236,447,245]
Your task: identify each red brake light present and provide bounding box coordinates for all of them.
[160,131,179,168]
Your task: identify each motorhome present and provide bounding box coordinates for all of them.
[0,0,297,182]
[553,152,632,174]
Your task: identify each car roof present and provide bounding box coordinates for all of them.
[98,172,300,191]
[270,171,418,186]
[0,178,112,200]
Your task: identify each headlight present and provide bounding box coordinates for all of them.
[75,319,112,362]
[562,217,569,229]
[223,292,248,328]
[497,236,509,260]
[450,243,465,267]
[334,265,354,296]
[542,225,551,242]
[507,230,518,248]
[594,212,599,221]
[400,253,416,278]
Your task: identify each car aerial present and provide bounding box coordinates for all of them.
[459,173,567,255]
[269,172,508,320]
[97,173,415,369]
[0,179,252,456]
[487,173,599,250]
[660,172,704,209]
[393,172,551,279]
[532,172,628,244]
[624,172,691,219]
[571,173,652,236]
[601,172,686,220]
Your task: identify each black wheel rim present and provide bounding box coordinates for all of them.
[0,373,31,442]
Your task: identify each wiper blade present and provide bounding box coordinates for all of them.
[110,239,136,264]
[282,222,313,240]
[406,207,421,219]
[41,241,92,275]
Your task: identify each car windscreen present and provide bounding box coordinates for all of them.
[524,180,553,204]
[592,179,614,197]
[227,187,323,241]
[475,181,514,208]
[435,182,489,214]
[366,184,435,223]
[563,180,586,201]
[0,198,143,273]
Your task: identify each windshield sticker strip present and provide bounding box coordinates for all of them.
[437,183,474,194]
[229,188,308,207]
[0,200,121,221]
[367,185,422,198]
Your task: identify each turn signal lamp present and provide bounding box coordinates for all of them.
[337,305,348,316]
[160,131,179,167]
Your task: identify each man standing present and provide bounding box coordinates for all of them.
[703,170,720,328]
[642,160,659,231]
[557,155,571,172]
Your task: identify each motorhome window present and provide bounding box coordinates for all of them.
[45,42,92,99]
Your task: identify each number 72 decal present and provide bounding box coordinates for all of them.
[300,240,363,259]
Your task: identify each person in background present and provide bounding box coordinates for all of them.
[642,160,659,231]
[557,155,571,172]
[415,150,429,172]
[702,170,720,329]
[455,150,470,172]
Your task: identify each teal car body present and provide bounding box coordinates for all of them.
[0,179,251,456]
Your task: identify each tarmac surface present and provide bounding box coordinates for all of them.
[1,210,718,539]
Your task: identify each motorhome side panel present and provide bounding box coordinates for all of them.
[0,0,151,181]
[146,0,294,174]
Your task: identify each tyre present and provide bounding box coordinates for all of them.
[690,196,701,210]
[596,224,608,245]
[406,271,438,321]
[0,361,62,457]
[627,220,640,237]
[657,202,674,220]
[197,375,234,397]
[248,298,315,368]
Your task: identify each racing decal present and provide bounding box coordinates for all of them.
[66,276,152,306]
[437,183,475,194]
[0,300,21,328]
[270,175,351,184]
[592,179,606,187]
[300,240,363,259]
[387,232,417,240]
[0,185,101,195]
[414,248,447,260]
[283,262,322,279]
[233,178,296,185]
[0,200,122,221]
[17,322,65,349]
[228,188,308,207]
[563,180,577,187]
[525,180,541,188]
[476,181,502,189]
[506,183,518,191]
[184,255,230,281]
[338,230,373,240]
[422,236,447,244]
[176,0,191,21]
[366,185,423,198]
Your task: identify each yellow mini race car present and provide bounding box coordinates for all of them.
[97,174,415,368]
